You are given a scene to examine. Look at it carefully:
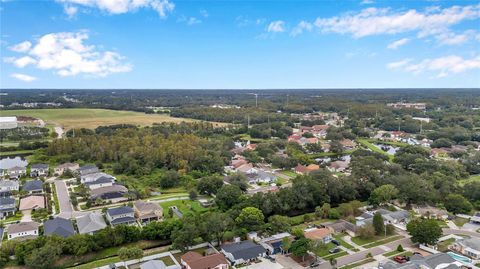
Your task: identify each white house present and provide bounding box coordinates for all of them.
[106,206,136,226]
[0,180,19,192]
[7,221,40,240]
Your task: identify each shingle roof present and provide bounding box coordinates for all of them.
[22,180,43,191]
[0,197,15,206]
[19,195,45,210]
[8,221,39,234]
[90,185,127,197]
[84,176,114,185]
[181,252,228,269]
[44,217,75,238]
[110,216,136,225]
[107,206,134,216]
[76,212,107,234]
[221,241,266,261]
[0,180,19,188]
[140,260,168,269]
[134,200,162,213]
[31,163,48,169]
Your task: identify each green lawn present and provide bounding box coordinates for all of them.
[363,235,404,249]
[280,170,297,178]
[437,238,456,252]
[351,235,402,247]
[159,199,209,218]
[3,211,23,222]
[0,149,35,157]
[333,234,356,251]
[453,217,469,227]
[313,242,337,257]
[357,138,393,161]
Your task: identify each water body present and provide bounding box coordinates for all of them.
[0,157,28,169]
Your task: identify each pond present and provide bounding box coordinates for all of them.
[0,156,28,170]
[373,144,399,155]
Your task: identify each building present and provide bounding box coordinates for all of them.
[22,179,44,194]
[81,172,115,184]
[0,197,16,219]
[8,166,26,179]
[378,253,463,269]
[106,206,136,226]
[323,220,357,237]
[221,240,266,265]
[259,232,294,255]
[0,180,19,192]
[181,252,229,269]
[76,212,107,235]
[78,164,99,176]
[30,164,49,177]
[133,200,163,224]
[471,212,480,224]
[303,227,333,244]
[44,217,76,238]
[84,175,115,190]
[0,117,18,129]
[328,160,350,173]
[19,195,45,211]
[54,163,79,176]
[246,170,277,184]
[451,238,480,259]
[387,102,427,110]
[89,184,128,203]
[7,221,40,240]
[413,206,449,220]
[356,209,410,228]
[294,164,320,175]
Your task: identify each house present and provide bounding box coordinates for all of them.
[451,238,480,259]
[328,160,350,172]
[89,185,128,203]
[106,206,136,226]
[231,159,248,169]
[7,221,40,240]
[54,163,79,175]
[470,212,480,224]
[221,240,266,265]
[259,232,294,255]
[22,179,43,194]
[30,163,49,177]
[0,180,19,192]
[246,170,277,184]
[19,195,45,211]
[378,253,462,269]
[303,227,333,244]
[431,148,450,158]
[181,252,229,269]
[356,209,410,228]
[387,102,427,110]
[8,166,26,179]
[44,217,76,238]
[247,185,279,195]
[413,206,449,220]
[323,220,357,237]
[236,163,257,174]
[0,197,16,219]
[339,139,356,149]
[294,164,320,175]
[84,176,115,190]
[76,212,107,234]
[81,172,115,184]
[133,200,163,224]
[78,164,99,176]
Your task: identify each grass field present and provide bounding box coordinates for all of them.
[459,175,480,186]
[0,108,212,130]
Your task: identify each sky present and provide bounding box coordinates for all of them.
[1,0,480,89]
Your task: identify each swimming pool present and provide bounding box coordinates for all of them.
[447,251,472,264]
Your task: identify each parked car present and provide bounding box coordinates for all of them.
[310,261,320,268]
[329,248,340,254]
[331,239,341,246]
[394,256,408,264]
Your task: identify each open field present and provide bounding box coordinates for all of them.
[0,108,225,130]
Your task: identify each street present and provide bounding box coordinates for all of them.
[54,179,74,219]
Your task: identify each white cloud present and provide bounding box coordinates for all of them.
[361,0,374,5]
[267,20,285,33]
[64,5,78,18]
[387,38,410,49]
[178,16,201,25]
[9,41,32,52]
[200,9,208,18]
[291,21,313,36]
[434,30,478,45]
[313,4,480,38]
[6,31,131,77]
[387,55,480,77]
[57,0,174,17]
[10,73,37,82]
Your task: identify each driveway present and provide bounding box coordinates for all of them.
[276,255,306,269]
[246,258,286,269]
[21,209,32,222]
[54,180,73,219]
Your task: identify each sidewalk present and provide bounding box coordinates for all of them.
[342,235,366,251]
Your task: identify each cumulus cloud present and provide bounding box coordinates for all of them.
[434,30,478,45]
[178,16,201,25]
[267,20,285,33]
[387,38,410,49]
[361,0,374,5]
[9,41,32,53]
[57,0,174,17]
[313,4,480,38]
[7,31,132,77]
[387,55,480,77]
[291,21,313,36]
[10,73,37,82]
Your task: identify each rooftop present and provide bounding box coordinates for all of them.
[107,206,134,216]
[8,221,39,234]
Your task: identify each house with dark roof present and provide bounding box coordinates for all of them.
[76,212,107,234]
[378,253,463,269]
[106,206,136,226]
[220,240,266,265]
[181,252,228,269]
[0,197,16,219]
[323,219,357,237]
[22,179,43,194]
[89,184,128,203]
[78,164,99,176]
[81,172,115,184]
[259,232,294,255]
[44,217,76,238]
[30,164,49,177]
[84,176,115,190]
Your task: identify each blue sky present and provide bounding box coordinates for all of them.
[1,0,479,89]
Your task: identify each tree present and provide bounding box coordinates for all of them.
[24,244,62,269]
[215,185,243,210]
[397,244,404,252]
[386,224,395,236]
[315,203,331,219]
[197,176,224,195]
[407,218,442,245]
[236,207,265,231]
[357,224,375,239]
[201,212,232,245]
[282,236,292,254]
[189,190,198,200]
[159,170,180,189]
[444,194,473,214]
[172,221,198,252]
[118,247,143,267]
[290,237,310,261]
[369,184,399,205]
[373,213,385,236]
[228,173,249,191]
[267,215,291,234]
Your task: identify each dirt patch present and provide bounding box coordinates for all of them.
[289,253,316,267]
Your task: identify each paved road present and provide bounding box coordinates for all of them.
[443,228,480,238]
[54,180,74,219]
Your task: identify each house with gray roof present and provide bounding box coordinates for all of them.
[0,180,19,192]
[89,184,128,203]
[140,260,179,269]
[7,221,40,240]
[0,197,16,219]
[22,179,43,194]
[356,209,410,228]
[8,166,26,179]
[451,238,480,259]
[44,217,76,238]
[106,206,136,226]
[30,164,49,177]
[221,240,266,265]
[246,170,277,184]
[84,175,115,190]
[78,164,99,176]
[378,253,463,269]
[76,212,107,235]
